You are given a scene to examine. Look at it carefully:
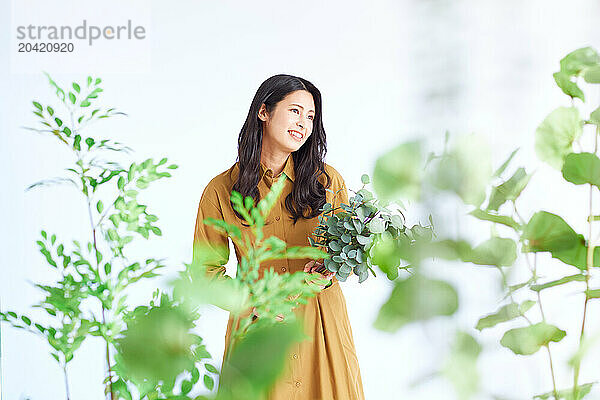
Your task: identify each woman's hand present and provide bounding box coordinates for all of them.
[303,260,334,290]
[251,262,333,323]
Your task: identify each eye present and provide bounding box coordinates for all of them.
[308,115,314,120]
[291,108,299,114]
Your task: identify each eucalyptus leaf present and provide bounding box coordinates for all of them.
[368,218,386,234]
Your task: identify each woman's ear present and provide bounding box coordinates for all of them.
[257,103,269,122]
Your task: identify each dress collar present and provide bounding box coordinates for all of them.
[259,154,295,182]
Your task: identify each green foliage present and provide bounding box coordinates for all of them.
[374,273,458,332]
[114,292,218,398]
[464,237,517,267]
[441,331,482,400]
[311,175,433,282]
[174,257,250,316]
[535,107,583,170]
[144,175,328,398]
[531,274,587,292]
[500,323,566,355]
[475,301,536,331]
[427,237,517,268]
[199,176,327,338]
[366,47,600,399]
[7,47,600,400]
[553,47,600,101]
[534,382,596,400]
[469,209,522,230]
[486,167,532,211]
[562,152,600,186]
[0,73,188,399]
[373,141,423,201]
[217,320,305,400]
[430,134,494,207]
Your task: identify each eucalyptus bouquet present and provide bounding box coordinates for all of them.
[310,174,433,282]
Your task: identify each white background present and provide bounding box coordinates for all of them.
[1,0,600,399]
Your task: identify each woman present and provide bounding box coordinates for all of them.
[193,74,364,399]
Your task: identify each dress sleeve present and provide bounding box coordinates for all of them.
[193,184,230,279]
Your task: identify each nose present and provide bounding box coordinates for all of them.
[297,117,305,130]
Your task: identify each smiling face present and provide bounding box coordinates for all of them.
[258,90,316,155]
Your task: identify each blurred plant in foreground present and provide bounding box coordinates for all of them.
[367,47,600,400]
[119,175,330,400]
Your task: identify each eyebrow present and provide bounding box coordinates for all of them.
[290,103,315,113]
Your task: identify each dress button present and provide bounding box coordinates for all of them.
[275,216,280,221]
[281,266,287,272]
[295,381,301,387]
[293,354,298,359]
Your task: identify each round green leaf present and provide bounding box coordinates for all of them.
[535,107,583,170]
[464,237,517,267]
[500,322,566,355]
[562,152,600,187]
[559,47,600,75]
[374,274,458,332]
[523,211,580,253]
[368,218,386,234]
[430,134,492,207]
[373,140,422,201]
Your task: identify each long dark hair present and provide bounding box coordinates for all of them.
[232,74,330,223]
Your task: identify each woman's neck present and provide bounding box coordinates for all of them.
[260,149,290,177]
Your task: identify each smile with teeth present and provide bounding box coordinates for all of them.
[288,130,304,141]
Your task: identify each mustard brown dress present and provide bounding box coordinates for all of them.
[193,155,365,400]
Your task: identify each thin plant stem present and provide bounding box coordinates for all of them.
[545,346,558,399]
[573,124,598,398]
[534,253,558,399]
[512,203,559,399]
[79,147,115,399]
[63,363,71,400]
